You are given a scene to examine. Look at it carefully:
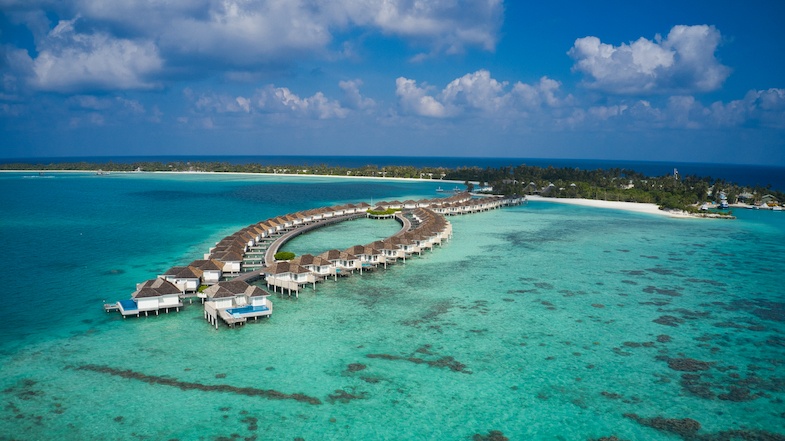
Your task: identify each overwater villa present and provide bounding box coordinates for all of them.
[291,254,337,281]
[262,261,317,296]
[160,265,202,293]
[117,278,184,317]
[108,191,524,328]
[319,249,362,275]
[203,280,272,328]
[189,259,224,285]
[344,245,385,270]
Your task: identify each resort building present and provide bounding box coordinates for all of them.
[159,266,202,293]
[203,280,273,328]
[319,249,361,275]
[117,278,184,317]
[262,261,317,296]
[291,254,337,281]
[189,259,224,285]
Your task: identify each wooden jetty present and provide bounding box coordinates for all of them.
[107,192,525,329]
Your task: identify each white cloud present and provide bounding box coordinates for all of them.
[511,76,568,109]
[26,17,163,93]
[564,88,785,131]
[711,88,785,128]
[568,25,730,94]
[3,1,503,94]
[441,70,508,113]
[254,85,349,119]
[71,0,501,66]
[359,0,502,53]
[395,77,448,117]
[396,70,567,118]
[339,79,375,110]
[185,83,350,119]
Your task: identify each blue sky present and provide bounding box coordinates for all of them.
[1,0,784,165]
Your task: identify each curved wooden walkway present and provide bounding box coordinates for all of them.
[234,212,407,283]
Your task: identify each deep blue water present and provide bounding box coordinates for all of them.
[3,155,785,190]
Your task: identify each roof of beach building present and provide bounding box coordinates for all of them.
[213,251,244,262]
[292,254,332,266]
[319,249,358,261]
[189,259,224,271]
[366,240,387,250]
[344,245,368,255]
[204,280,269,299]
[263,261,311,275]
[133,278,182,298]
[162,266,202,279]
[383,236,410,246]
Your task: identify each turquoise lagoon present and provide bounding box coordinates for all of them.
[0,172,784,440]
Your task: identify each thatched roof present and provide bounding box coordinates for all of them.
[292,254,332,267]
[189,259,224,271]
[203,280,270,299]
[133,278,181,298]
[263,261,311,275]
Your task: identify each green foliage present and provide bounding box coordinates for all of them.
[274,251,295,261]
[367,208,398,216]
[2,159,782,207]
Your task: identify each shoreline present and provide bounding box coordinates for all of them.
[526,195,696,219]
[3,169,738,218]
[0,169,468,184]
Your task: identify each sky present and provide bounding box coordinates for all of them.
[1,0,784,165]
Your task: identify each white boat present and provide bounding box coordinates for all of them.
[435,187,444,192]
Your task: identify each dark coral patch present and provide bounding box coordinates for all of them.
[643,286,682,297]
[653,315,684,327]
[346,363,366,372]
[624,414,700,438]
[473,430,509,441]
[366,353,471,374]
[73,364,322,405]
[666,357,713,372]
[327,389,368,404]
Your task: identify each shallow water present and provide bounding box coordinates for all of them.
[1,172,783,440]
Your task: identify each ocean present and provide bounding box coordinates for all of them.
[0,170,783,440]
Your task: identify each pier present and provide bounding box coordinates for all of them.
[106,192,525,328]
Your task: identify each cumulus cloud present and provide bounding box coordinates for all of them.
[185,83,350,119]
[395,77,448,117]
[395,70,568,118]
[711,88,785,128]
[33,0,501,70]
[357,0,503,54]
[564,88,785,131]
[253,85,349,119]
[441,70,508,113]
[23,17,163,93]
[568,25,731,94]
[339,79,375,110]
[511,76,568,109]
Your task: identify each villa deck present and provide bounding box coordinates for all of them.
[204,302,272,329]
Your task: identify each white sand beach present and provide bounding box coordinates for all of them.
[526,195,694,218]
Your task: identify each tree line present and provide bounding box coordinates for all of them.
[3,160,782,210]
